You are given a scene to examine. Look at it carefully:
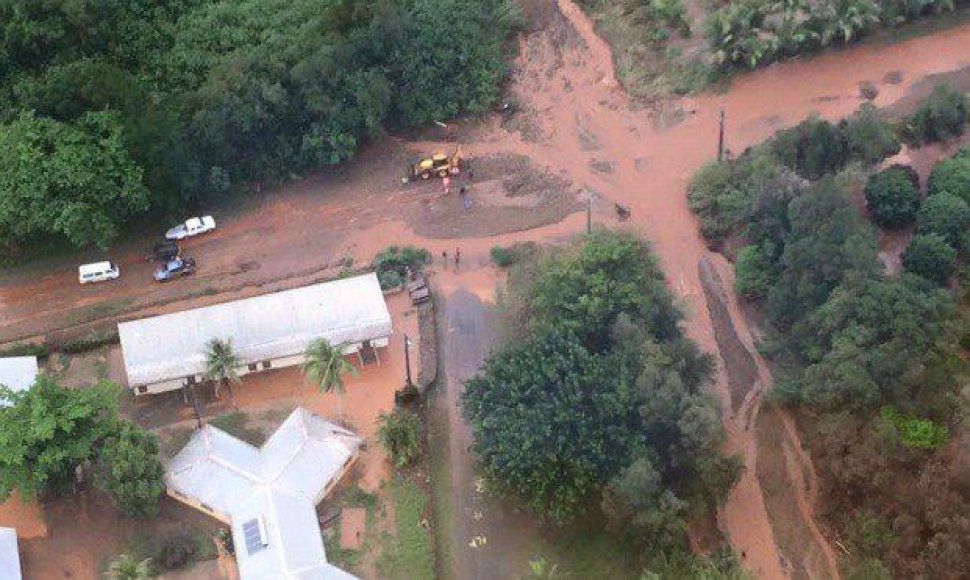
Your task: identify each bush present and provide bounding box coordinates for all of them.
[158,536,195,570]
[377,409,423,469]
[902,233,957,285]
[734,243,776,299]
[490,246,515,267]
[916,193,970,251]
[0,343,47,358]
[842,104,900,165]
[902,84,970,145]
[97,421,165,517]
[687,149,789,244]
[881,406,949,449]
[490,242,536,268]
[373,246,430,275]
[864,165,920,228]
[377,269,404,290]
[927,148,970,204]
[772,116,848,180]
[58,329,120,354]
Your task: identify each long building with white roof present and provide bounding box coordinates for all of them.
[0,527,22,580]
[0,356,39,407]
[119,273,392,395]
[165,407,361,579]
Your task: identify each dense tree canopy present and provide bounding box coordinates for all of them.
[0,111,150,249]
[687,91,970,578]
[927,148,970,204]
[0,376,166,517]
[463,232,739,560]
[916,192,970,252]
[0,375,118,499]
[0,0,517,250]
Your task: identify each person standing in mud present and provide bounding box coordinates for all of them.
[454,247,460,267]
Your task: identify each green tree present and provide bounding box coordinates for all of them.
[0,110,149,249]
[916,192,970,251]
[903,84,970,144]
[864,165,920,228]
[0,376,118,500]
[105,554,153,580]
[203,338,240,407]
[767,180,880,331]
[463,328,642,521]
[927,148,970,204]
[901,233,957,286]
[529,230,680,353]
[97,421,165,517]
[734,243,776,299]
[303,337,357,421]
[377,408,422,469]
[771,116,847,180]
[842,103,901,165]
[780,274,957,409]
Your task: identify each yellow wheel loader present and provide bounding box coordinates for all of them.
[410,149,462,180]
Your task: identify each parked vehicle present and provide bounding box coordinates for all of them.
[146,240,180,262]
[153,256,197,282]
[165,216,216,240]
[78,261,120,284]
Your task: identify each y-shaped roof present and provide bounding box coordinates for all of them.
[165,408,361,579]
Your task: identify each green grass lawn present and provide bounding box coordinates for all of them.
[377,477,435,579]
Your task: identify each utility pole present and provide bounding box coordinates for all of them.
[586,198,592,233]
[717,109,726,162]
[404,333,413,388]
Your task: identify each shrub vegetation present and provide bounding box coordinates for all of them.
[864,165,920,229]
[377,408,423,469]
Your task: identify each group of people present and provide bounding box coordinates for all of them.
[442,247,461,267]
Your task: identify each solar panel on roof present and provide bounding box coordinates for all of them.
[243,518,267,555]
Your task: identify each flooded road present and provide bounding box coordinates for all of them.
[3,0,970,576]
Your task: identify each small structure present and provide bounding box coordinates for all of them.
[0,356,39,407]
[0,527,22,580]
[119,273,392,395]
[165,408,361,579]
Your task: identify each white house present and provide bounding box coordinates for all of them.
[118,273,392,395]
[0,527,22,580]
[0,356,39,407]
[165,408,361,579]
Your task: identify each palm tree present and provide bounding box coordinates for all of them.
[302,337,357,421]
[203,337,241,408]
[105,554,152,580]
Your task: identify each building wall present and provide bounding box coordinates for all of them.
[135,340,389,396]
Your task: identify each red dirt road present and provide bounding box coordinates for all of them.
[4,1,970,577]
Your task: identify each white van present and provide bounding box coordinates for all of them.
[78,261,120,284]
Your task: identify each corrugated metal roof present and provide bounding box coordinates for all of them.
[119,273,392,387]
[0,357,38,406]
[0,527,22,580]
[165,408,361,580]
